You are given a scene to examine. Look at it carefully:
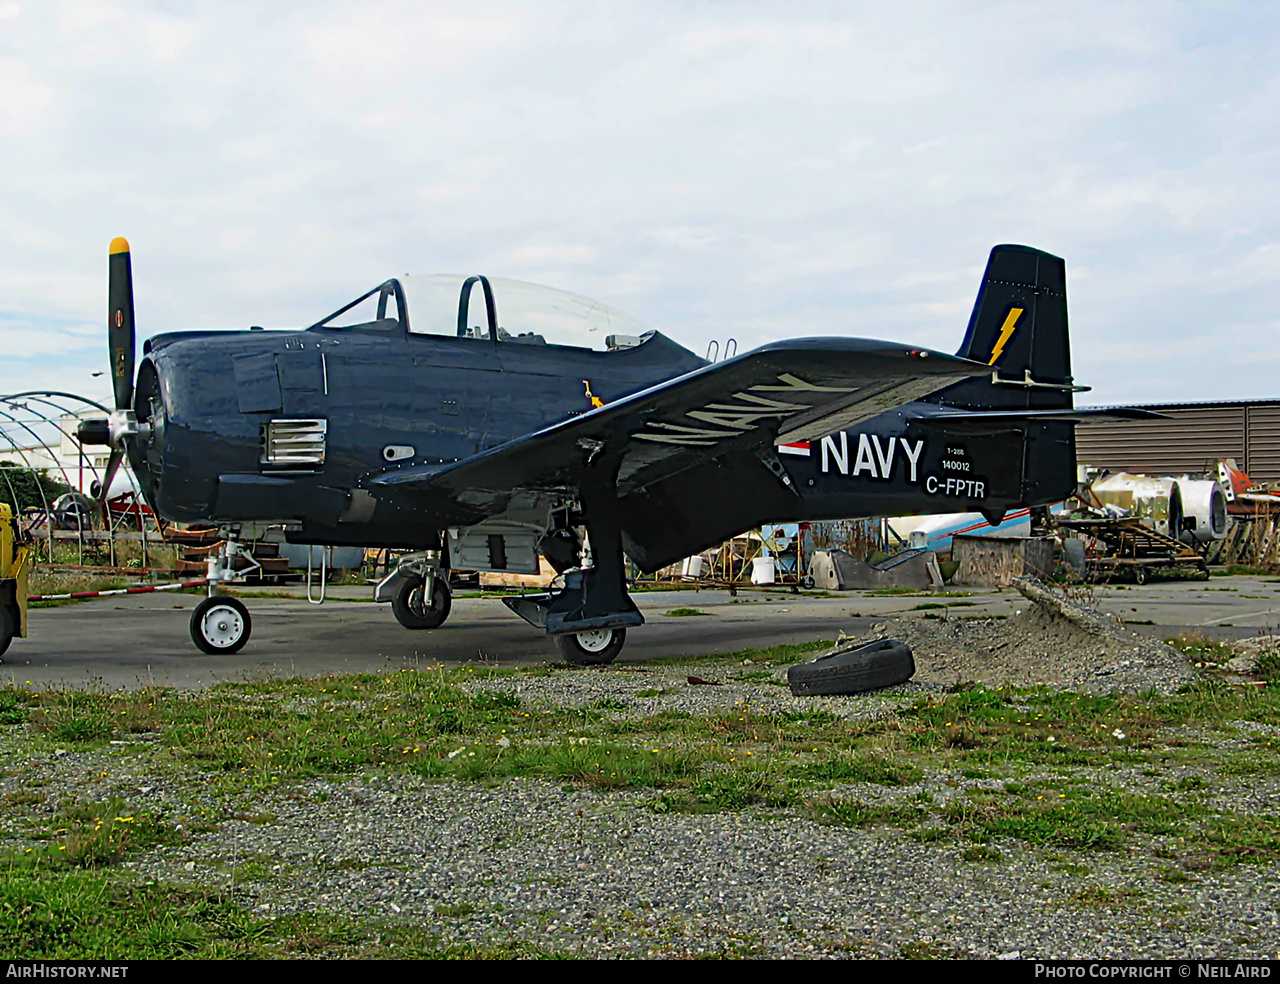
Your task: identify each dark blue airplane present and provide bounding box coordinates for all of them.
[78,239,1153,661]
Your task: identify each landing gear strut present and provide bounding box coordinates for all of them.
[376,548,453,630]
[503,464,642,666]
[189,534,259,655]
[391,574,452,629]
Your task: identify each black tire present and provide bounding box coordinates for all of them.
[787,639,914,696]
[189,596,251,655]
[392,576,452,630]
[554,627,626,666]
[800,575,816,589]
[1134,567,1147,586]
[0,605,14,658]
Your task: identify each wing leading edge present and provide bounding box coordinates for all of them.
[369,338,991,504]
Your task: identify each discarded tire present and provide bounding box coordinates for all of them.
[787,639,914,696]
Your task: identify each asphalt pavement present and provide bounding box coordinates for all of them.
[5,574,1280,690]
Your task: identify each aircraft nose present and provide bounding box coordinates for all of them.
[124,359,166,509]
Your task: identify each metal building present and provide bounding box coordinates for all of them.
[1076,400,1280,482]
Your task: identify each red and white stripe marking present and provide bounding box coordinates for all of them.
[777,441,811,457]
[27,578,210,603]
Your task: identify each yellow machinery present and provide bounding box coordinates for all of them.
[0,503,29,655]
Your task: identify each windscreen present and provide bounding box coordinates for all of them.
[397,275,652,350]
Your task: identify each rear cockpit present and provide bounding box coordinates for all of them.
[308,274,656,352]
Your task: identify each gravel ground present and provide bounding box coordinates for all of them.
[5,584,1277,959]
[874,577,1199,694]
[60,767,1280,959]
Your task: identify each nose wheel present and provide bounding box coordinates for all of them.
[190,596,252,655]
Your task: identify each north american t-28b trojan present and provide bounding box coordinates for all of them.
[79,240,1151,661]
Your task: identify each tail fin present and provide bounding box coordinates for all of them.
[942,244,1076,411]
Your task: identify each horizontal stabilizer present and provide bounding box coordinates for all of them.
[916,407,1168,427]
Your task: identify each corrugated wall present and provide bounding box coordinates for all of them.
[1245,405,1280,482]
[1075,401,1280,482]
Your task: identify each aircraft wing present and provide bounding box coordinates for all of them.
[370,338,990,504]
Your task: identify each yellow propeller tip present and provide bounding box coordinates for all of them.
[109,237,131,255]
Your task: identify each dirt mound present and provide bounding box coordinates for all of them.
[859,576,1196,694]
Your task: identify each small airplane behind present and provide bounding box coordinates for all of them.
[78,239,1156,661]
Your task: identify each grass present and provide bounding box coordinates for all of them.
[6,640,1280,952]
[0,865,561,959]
[662,608,713,617]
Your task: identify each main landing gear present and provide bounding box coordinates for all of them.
[391,574,452,629]
[504,466,642,666]
[553,626,628,666]
[189,536,259,655]
[376,549,453,630]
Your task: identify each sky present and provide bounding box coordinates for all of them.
[2,0,1279,407]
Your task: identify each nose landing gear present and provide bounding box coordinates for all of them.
[190,596,251,655]
[188,533,260,655]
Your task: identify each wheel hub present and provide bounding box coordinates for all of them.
[575,628,613,653]
[201,606,243,648]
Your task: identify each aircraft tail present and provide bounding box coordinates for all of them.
[924,245,1081,516]
[939,244,1076,411]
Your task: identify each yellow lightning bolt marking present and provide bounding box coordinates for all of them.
[988,307,1023,365]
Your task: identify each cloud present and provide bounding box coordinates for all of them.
[0,1,1277,407]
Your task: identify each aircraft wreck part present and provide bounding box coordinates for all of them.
[1177,479,1228,544]
[189,595,251,655]
[1088,473,1186,539]
[554,627,627,666]
[1056,518,1209,582]
[787,639,915,696]
[391,575,452,630]
[809,547,941,590]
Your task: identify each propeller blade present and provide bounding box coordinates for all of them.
[97,446,123,525]
[108,237,136,412]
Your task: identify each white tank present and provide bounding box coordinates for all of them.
[750,556,776,585]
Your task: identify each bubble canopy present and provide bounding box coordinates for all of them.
[308,275,654,351]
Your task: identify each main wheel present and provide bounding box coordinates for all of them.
[1134,566,1148,585]
[0,605,14,658]
[392,576,452,629]
[190,596,251,655]
[554,627,626,666]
